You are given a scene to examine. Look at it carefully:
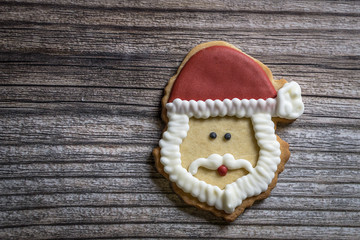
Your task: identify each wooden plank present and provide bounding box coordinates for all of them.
[0,177,358,198]
[0,27,358,57]
[1,86,360,116]
[0,224,359,239]
[1,207,359,228]
[0,102,159,117]
[0,86,162,106]
[1,3,359,32]
[0,144,153,163]
[0,193,358,212]
[1,98,360,122]
[1,53,359,98]
[1,111,359,151]
[2,0,359,14]
[0,161,359,183]
[1,143,359,168]
[287,150,359,169]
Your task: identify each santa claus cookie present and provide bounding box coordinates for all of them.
[153,41,304,221]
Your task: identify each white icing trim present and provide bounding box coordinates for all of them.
[159,112,281,213]
[166,98,277,119]
[166,82,304,120]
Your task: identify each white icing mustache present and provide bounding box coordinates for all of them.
[188,153,255,175]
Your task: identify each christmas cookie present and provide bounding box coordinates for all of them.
[153,41,304,221]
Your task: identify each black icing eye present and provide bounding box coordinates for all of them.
[209,132,217,139]
[224,133,231,140]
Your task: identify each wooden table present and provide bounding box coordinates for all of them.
[1,1,359,239]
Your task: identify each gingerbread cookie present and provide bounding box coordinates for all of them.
[153,41,304,221]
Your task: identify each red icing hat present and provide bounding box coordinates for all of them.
[168,46,277,102]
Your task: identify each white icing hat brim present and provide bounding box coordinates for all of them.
[166,82,304,120]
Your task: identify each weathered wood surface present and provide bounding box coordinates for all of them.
[0,0,359,239]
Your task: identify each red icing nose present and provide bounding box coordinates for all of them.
[217,165,228,176]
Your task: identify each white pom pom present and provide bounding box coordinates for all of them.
[276,82,304,119]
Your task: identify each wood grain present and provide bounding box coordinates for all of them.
[0,0,359,239]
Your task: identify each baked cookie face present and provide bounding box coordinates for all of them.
[180,117,259,190]
[153,41,304,221]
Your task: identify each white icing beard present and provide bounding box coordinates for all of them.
[160,112,280,213]
[159,82,304,213]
